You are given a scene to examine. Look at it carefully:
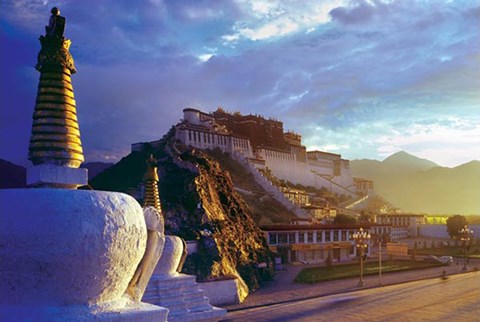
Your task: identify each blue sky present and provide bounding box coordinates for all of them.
[1,0,479,167]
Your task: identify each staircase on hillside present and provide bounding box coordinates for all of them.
[340,194,370,210]
[310,170,358,198]
[231,153,309,218]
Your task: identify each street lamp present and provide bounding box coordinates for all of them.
[459,225,474,271]
[378,239,383,286]
[353,227,371,287]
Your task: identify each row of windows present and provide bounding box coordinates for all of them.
[372,227,391,235]
[263,149,295,161]
[187,130,229,146]
[379,217,410,226]
[391,227,409,239]
[186,130,251,151]
[232,138,249,149]
[268,230,357,245]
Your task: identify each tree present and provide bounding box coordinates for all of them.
[364,195,388,214]
[333,213,358,225]
[358,213,373,223]
[446,215,467,239]
[326,252,333,270]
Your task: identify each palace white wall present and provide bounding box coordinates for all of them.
[170,109,361,198]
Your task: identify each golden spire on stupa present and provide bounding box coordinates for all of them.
[143,154,161,211]
[28,7,84,168]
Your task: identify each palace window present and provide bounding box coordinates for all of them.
[307,232,314,243]
[298,232,305,243]
[333,231,339,241]
[349,245,355,255]
[316,231,323,242]
[268,233,277,245]
[325,231,331,241]
[288,233,296,244]
[278,233,288,244]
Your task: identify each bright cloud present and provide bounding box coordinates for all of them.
[375,120,480,167]
[223,0,346,42]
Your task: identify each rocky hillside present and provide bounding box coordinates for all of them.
[91,129,275,297]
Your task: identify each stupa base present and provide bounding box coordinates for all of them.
[1,299,168,322]
[27,164,88,188]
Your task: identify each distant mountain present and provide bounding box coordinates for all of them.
[382,151,439,172]
[351,152,480,215]
[81,162,114,181]
[0,159,26,188]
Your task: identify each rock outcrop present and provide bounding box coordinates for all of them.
[91,129,274,299]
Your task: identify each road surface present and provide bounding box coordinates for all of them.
[223,271,480,322]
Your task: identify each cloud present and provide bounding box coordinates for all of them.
[222,0,346,42]
[1,0,479,168]
[329,0,377,25]
[374,119,480,167]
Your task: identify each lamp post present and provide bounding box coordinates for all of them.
[459,225,474,271]
[378,240,382,286]
[353,227,371,287]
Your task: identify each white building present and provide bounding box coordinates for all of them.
[261,224,387,264]
[133,108,363,198]
[375,214,427,239]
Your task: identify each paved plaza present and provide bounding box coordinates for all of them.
[223,258,480,311]
[223,271,480,321]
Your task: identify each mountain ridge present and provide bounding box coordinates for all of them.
[351,151,480,215]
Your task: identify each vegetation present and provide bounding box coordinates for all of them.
[358,213,374,223]
[363,195,393,214]
[295,260,442,284]
[333,213,358,225]
[283,182,352,206]
[415,246,480,258]
[446,215,467,238]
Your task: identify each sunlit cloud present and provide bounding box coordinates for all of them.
[222,0,345,42]
[375,120,480,167]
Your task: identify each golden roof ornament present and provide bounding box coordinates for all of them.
[28,7,83,168]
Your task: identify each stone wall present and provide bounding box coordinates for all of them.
[198,278,242,306]
[419,224,480,239]
[232,152,308,218]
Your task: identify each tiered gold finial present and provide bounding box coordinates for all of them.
[143,155,161,211]
[28,7,84,168]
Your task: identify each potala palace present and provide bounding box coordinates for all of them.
[133,108,373,199]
